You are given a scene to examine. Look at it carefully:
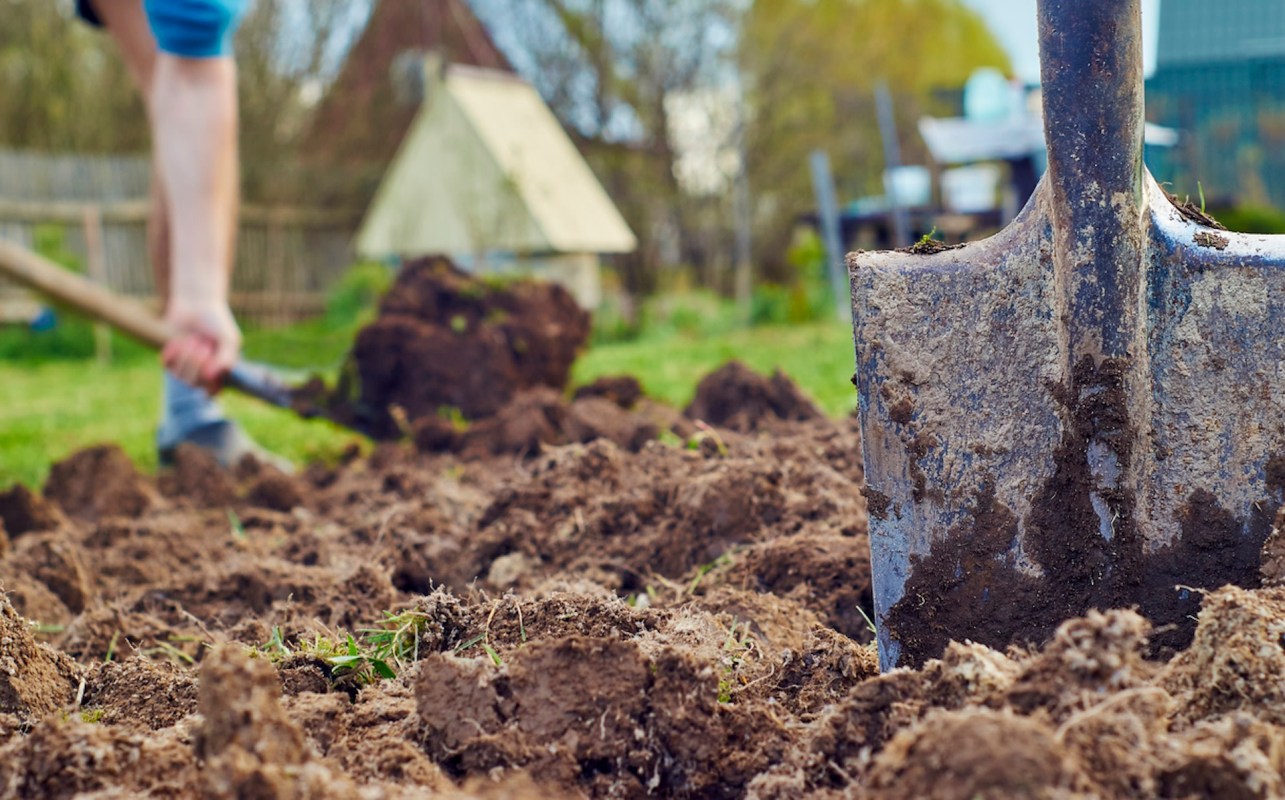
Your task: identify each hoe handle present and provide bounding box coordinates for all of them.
[1038,0,1147,361]
[0,237,297,410]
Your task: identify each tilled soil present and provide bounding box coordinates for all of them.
[2,393,1285,798]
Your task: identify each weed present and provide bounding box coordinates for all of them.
[657,430,685,449]
[716,619,757,704]
[104,631,120,663]
[856,605,877,635]
[482,643,504,667]
[260,605,465,688]
[687,421,729,458]
[388,404,415,440]
[80,709,105,724]
[143,640,195,666]
[688,551,735,595]
[436,406,471,433]
[227,508,247,542]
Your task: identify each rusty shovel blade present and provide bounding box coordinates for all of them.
[851,0,1285,671]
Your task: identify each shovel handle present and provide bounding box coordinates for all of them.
[1038,0,1147,361]
[0,236,172,348]
[0,237,299,411]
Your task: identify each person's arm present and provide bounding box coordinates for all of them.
[150,54,241,391]
[96,0,245,393]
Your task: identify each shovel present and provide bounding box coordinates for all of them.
[0,237,348,430]
[852,0,1285,671]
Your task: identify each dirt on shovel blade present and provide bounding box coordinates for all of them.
[4,260,1285,796]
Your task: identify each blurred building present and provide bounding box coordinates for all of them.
[304,0,514,202]
[1147,0,1285,208]
[354,60,637,309]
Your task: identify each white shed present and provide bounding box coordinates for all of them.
[356,61,637,308]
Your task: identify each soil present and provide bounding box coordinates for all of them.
[318,257,593,439]
[3,273,1285,798]
[0,403,1281,798]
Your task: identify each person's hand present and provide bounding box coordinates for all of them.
[162,300,241,393]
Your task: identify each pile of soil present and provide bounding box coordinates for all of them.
[2,387,1284,797]
[321,257,593,438]
[312,259,822,457]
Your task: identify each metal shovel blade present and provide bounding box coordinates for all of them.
[852,0,1285,671]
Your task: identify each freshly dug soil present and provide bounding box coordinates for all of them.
[685,360,823,432]
[323,257,592,438]
[3,351,1285,796]
[2,407,1284,798]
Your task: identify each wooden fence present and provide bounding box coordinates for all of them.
[0,150,362,327]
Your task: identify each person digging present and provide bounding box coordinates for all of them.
[75,0,288,470]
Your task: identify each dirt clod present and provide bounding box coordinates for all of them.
[686,361,823,431]
[43,445,154,522]
[0,595,79,724]
[0,485,61,538]
[328,257,591,438]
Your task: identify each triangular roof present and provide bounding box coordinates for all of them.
[356,64,637,258]
[304,0,512,167]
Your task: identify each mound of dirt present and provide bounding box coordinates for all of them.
[574,375,645,408]
[686,361,823,432]
[0,485,61,538]
[43,445,154,522]
[0,596,79,725]
[865,708,1095,799]
[327,257,591,438]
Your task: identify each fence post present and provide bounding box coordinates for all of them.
[82,206,112,364]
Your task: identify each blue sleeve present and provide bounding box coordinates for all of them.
[143,0,248,58]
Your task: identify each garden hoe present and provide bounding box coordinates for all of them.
[0,237,358,432]
[852,0,1285,671]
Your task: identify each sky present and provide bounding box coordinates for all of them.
[961,0,1162,82]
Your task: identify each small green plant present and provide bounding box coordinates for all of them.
[856,605,877,635]
[716,619,756,704]
[261,605,462,687]
[436,406,471,433]
[686,421,729,458]
[227,508,247,542]
[143,640,195,666]
[104,631,121,663]
[80,709,105,724]
[688,551,735,595]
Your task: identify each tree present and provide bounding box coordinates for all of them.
[0,1,147,152]
[471,0,743,297]
[741,0,1010,280]
[0,0,364,203]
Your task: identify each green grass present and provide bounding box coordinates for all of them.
[0,359,362,489]
[573,321,856,416]
[0,320,856,490]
